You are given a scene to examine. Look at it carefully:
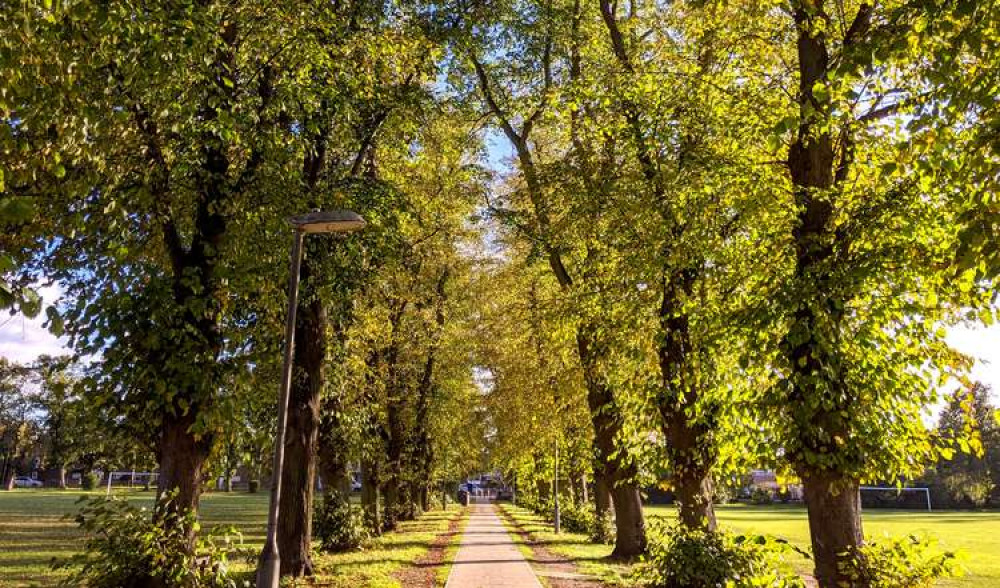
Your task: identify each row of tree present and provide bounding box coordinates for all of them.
[2,0,999,587]
[1,0,489,582]
[464,1,999,586]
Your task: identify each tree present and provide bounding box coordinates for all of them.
[760,1,992,584]
[457,0,649,556]
[28,355,87,488]
[0,358,34,490]
[932,383,1000,507]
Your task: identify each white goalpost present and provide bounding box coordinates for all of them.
[859,486,932,511]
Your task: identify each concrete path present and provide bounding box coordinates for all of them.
[445,503,543,588]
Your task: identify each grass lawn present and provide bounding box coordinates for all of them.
[500,502,1000,588]
[646,503,1000,588]
[0,489,463,588]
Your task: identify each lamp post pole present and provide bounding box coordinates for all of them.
[256,229,305,588]
[553,438,560,534]
[256,210,365,588]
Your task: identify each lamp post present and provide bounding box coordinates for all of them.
[553,438,560,534]
[257,210,365,588]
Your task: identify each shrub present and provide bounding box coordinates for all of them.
[53,493,245,588]
[632,520,805,588]
[81,472,99,491]
[750,487,773,505]
[838,535,962,588]
[590,508,615,545]
[558,500,595,535]
[313,492,371,552]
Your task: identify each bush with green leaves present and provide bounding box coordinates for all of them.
[558,499,595,534]
[81,472,99,491]
[589,507,615,545]
[632,521,805,588]
[53,494,245,588]
[313,492,372,552]
[838,535,962,588]
[750,487,773,505]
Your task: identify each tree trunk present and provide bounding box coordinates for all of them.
[382,476,400,531]
[593,471,611,518]
[579,327,646,557]
[44,466,67,489]
[361,459,381,535]
[674,471,716,532]
[657,269,718,533]
[580,473,589,504]
[610,484,646,557]
[156,410,211,546]
[801,471,866,588]
[277,258,327,578]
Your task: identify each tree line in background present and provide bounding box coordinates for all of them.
[2,0,999,587]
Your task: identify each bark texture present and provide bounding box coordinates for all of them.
[276,252,327,578]
[801,472,865,587]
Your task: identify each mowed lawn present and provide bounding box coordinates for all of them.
[0,489,270,587]
[0,489,463,588]
[646,503,1000,588]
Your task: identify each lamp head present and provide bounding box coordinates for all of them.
[289,210,366,234]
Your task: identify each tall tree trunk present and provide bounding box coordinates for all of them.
[673,471,716,532]
[318,390,353,498]
[593,471,611,518]
[361,458,381,535]
[782,2,871,585]
[276,260,327,577]
[610,484,645,555]
[579,328,646,557]
[801,471,864,587]
[157,410,211,545]
[658,270,718,532]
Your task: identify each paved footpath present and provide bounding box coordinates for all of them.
[445,503,543,588]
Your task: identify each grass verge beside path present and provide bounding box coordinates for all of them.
[646,503,1000,588]
[302,505,465,588]
[498,503,630,586]
[0,489,463,588]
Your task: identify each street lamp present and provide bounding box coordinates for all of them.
[553,438,561,534]
[257,210,365,588]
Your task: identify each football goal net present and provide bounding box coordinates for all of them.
[860,486,932,511]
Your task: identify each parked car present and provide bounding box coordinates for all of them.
[13,476,43,488]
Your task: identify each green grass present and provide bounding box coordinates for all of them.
[645,503,1000,588]
[500,502,1000,588]
[299,506,463,588]
[499,504,629,585]
[0,489,462,588]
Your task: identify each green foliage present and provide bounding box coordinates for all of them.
[80,472,99,491]
[632,521,805,588]
[590,508,616,545]
[838,535,962,588]
[559,500,596,536]
[930,384,1000,507]
[54,494,246,588]
[750,488,774,506]
[313,492,372,553]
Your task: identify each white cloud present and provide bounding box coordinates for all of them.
[0,284,72,365]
